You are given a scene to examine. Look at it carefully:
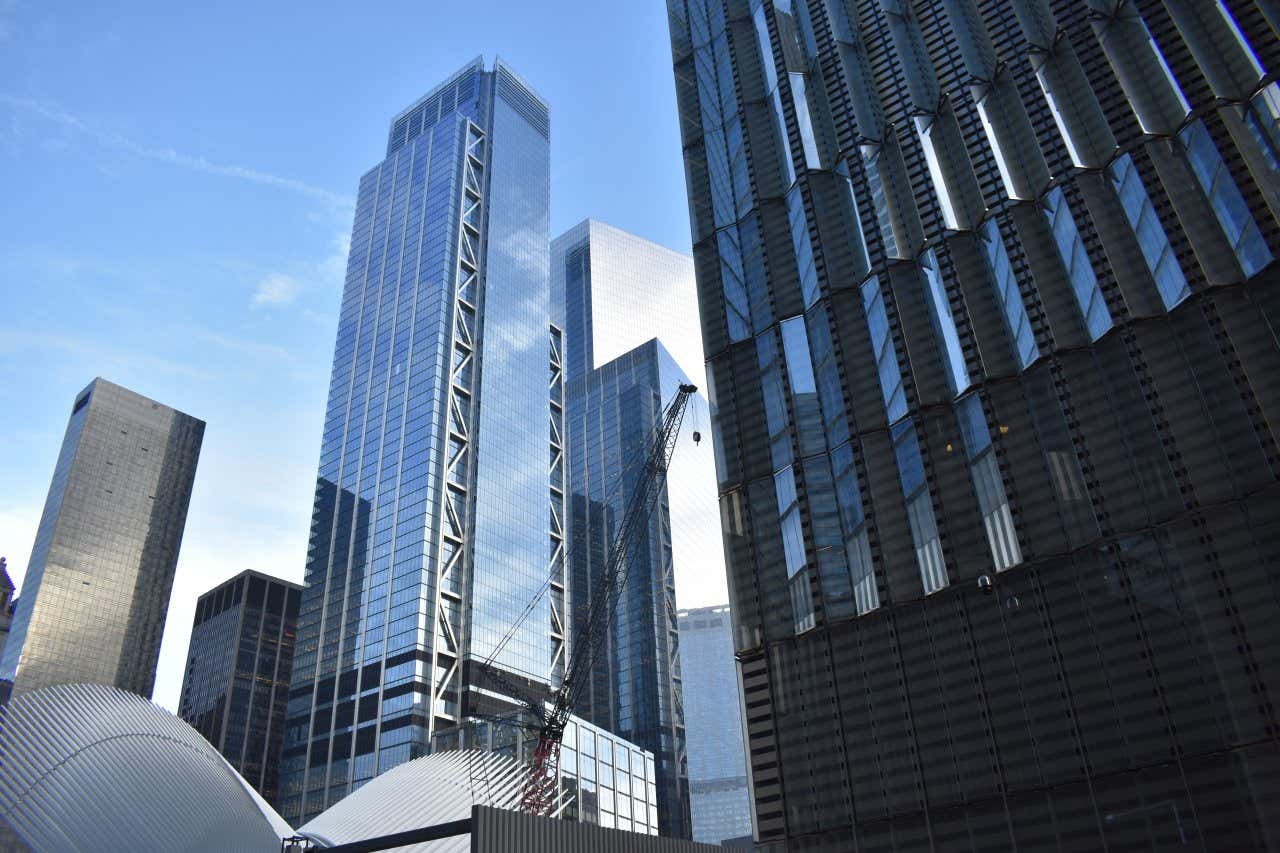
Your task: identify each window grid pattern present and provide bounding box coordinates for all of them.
[669,0,1280,845]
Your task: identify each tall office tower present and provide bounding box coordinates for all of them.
[677,605,751,845]
[554,220,729,838]
[668,0,1280,848]
[552,219,705,384]
[280,58,560,824]
[0,379,204,699]
[179,570,303,805]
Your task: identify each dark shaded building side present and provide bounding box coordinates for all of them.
[668,0,1280,849]
[179,569,302,805]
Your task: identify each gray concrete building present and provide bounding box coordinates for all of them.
[0,378,204,699]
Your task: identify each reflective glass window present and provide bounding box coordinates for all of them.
[957,394,1022,572]
[1108,153,1190,310]
[836,160,872,278]
[787,187,820,307]
[861,277,908,422]
[1242,83,1280,170]
[1043,186,1113,340]
[754,4,797,186]
[892,420,947,593]
[831,442,879,615]
[922,250,970,395]
[805,303,849,447]
[780,316,816,395]
[756,331,794,471]
[775,466,805,578]
[981,219,1039,368]
[861,145,899,258]
[1180,120,1273,276]
[789,72,822,169]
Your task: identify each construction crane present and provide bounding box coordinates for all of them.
[469,382,699,817]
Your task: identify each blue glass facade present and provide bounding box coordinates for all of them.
[677,605,751,845]
[553,221,724,839]
[280,59,556,824]
[564,339,692,839]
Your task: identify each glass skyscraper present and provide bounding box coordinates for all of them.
[280,58,563,824]
[669,0,1280,849]
[179,569,302,805]
[554,220,732,838]
[678,605,751,845]
[0,378,204,700]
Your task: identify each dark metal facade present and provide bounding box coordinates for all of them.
[667,0,1280,848]
[178,569,302,805]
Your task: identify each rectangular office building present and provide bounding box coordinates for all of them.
[179,569,302,805]
[280,58,559,824]
[678,606,750,845]
[0,378,203,700]
[554,221,734,838]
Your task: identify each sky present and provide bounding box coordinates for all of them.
[0,0,723,711]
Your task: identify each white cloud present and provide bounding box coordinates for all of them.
[251,272,301,308]
[0,94,354,210]
[0,503,39,595]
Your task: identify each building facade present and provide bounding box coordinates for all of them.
[668,0,1280,848]
[280,58,560,824]
[677,605,751,845]
[552,219,707,386]
[0,378,204,699]
[554,221,736,838]
[563,338,693,838]
[179,569,303,805]
[434,708,663,835]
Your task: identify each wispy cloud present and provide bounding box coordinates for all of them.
[0,328,217,382]
[196,330,295,363]
[251,272,301,308]
[0,94,353,209]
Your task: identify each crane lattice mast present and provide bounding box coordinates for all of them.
[511,382,698,816]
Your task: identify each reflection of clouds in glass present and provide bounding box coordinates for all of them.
[467,94,553,681]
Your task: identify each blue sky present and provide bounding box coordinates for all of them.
[0,0,709,709]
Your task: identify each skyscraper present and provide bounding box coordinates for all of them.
[280,58,562,824]
[564,339,692,838]
[668,1,1280,848]
[677,605,751,845]
[0,378,204,699]
[554,220,731,838]
[179,569,303,805]
[552,219,705,384]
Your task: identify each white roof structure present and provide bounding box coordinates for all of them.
[297,749,532,852]
[0,683,291,852]
[0,684,543,853]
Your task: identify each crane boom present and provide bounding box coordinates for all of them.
[518,381,698,816]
